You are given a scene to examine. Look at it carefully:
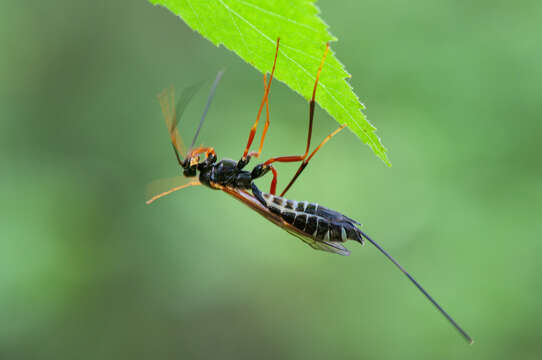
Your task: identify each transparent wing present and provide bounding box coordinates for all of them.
[146,176,201,204]
[285,229,351,256]
[190,71,224,149]
[220,186,350,256]
[157,82,203,158]
[157,87,185,157]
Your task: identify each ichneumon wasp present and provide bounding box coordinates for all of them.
[147,38,473,344]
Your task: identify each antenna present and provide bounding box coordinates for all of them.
[190,70,225,149]
[358,229,473,344]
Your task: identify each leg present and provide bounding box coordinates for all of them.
[251,162,279,195]
[182,146,216,177]
[269,165,278,195]
[253,123,345,196]
[260,42,335,194]
[241,38,280,162]
[188,146,216,158]
[188,146,216,165]
[262,42,330,168]
[280,124,346,196]
[248,73,271,158]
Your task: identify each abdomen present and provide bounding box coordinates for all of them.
[258,192,363,245]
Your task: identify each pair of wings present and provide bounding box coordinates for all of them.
[157,85,201,160]
[146,177,350,256]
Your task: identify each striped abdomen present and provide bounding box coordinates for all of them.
[258,192,364,245]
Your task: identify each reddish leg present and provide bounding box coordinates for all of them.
[187,146,216,166]
[262,43,342,195]
[242,38,280,161]
[263,43,330,168]
[269,165,278,195]
[249,74,271,158]
[188,146,216,158]
[280,124,346,196]
[258,74,271,156]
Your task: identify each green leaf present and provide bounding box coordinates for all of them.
[149,0,390,166]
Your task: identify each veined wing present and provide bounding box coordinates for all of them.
[219,186,350,256]
[146,176,200,204]
[285,229,350,256]
[157,83,203,158]
[157,87,184,157]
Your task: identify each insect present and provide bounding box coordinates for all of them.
[147,39,473,344]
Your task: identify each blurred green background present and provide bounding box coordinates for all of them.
[2,1,541,359]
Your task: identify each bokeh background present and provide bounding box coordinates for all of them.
[2,1,541,359]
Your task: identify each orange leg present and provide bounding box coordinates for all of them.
[242,38,280,161]
[248,74,271,159]
[263,43,329,168]
[188,146,216,165]
[261,43,341,196]
[280,124,346,196]
[188,146,216,158]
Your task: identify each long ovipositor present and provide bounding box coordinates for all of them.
[147,37,473,344]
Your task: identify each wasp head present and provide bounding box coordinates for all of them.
[181,151,217,177]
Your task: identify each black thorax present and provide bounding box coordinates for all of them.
[195,156,270,190]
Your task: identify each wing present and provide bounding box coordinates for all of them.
[285,229,351,256]
[146,176,201,204]
[219,186,350,256]
[157,87,184,157]
[157,83,203,158]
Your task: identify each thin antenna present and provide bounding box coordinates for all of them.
[358,229,474,344]
[146,178,201,205]
[190,70,225,149]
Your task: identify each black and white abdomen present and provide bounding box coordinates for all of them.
[257,191,364,245]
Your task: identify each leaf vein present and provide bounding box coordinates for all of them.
[219,0,381,155]
[230,0,320,33]
[184,0,206,34]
